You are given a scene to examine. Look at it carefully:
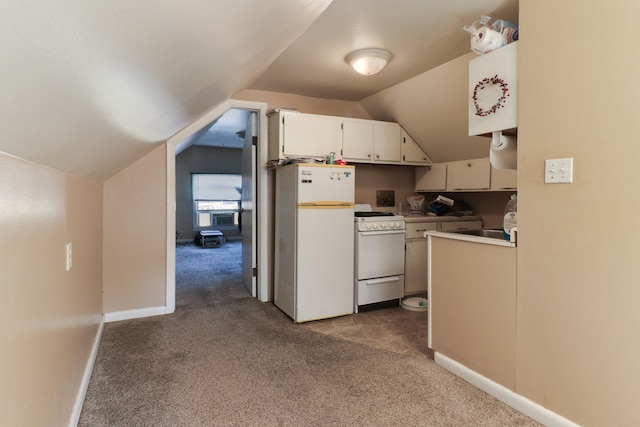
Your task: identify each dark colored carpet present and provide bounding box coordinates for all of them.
[78,241,539,426]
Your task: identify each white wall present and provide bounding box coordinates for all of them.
[517,2,640,425]
[103,145,168,318]
[0,152,103,426]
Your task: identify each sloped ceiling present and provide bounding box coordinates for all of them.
[1,0,518,179]
[0,1,332,179]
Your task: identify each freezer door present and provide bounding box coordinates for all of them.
[296,165,355,204]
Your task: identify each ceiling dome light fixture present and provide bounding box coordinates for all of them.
[346,48,392,75]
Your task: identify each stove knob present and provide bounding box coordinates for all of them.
[380,223,386,229]
[372,224,378,229]
[366,224,372,230]
[394,222,400,228]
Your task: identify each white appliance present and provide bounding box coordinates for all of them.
[354,206,405,312]
[274,164,355,322]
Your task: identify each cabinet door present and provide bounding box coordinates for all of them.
[415,164,447,192]
[490,166,517,190]
[469,41,518,136]
[402,130,432,164]
[282,113,342,158]
[405,239,428,295]
[405,221,438,239]
[446,158,491,191]
[342,119,373,161]
[372,122,402,162]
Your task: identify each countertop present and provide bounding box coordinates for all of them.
[403,214,483,223]
[425,230,516,248]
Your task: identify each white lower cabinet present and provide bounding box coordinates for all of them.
[404,222,438,295]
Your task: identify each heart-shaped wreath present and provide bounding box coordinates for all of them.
[472,75,510,117]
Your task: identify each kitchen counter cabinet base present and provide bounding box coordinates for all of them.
[429,235,516,390]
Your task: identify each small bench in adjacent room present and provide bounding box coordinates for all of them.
[198,230,224,248]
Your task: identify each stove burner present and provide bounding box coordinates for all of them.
[354,211,395,218]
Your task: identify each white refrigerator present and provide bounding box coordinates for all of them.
[274,164,355,322]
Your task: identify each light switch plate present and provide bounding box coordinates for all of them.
[545,158,573,183]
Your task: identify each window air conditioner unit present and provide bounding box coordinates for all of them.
[212,213,235,226]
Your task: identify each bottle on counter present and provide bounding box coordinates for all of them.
[503,194,517,240]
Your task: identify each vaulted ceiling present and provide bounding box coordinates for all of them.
[0,0,517,179]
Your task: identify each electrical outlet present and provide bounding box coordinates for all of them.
[545,158,573,183]
[66,243,72,271]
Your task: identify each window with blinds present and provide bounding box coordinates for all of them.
[192,174,241,228]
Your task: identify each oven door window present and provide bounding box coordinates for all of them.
[356,231,405,280]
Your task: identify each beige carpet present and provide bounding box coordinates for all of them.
[78,241,540,426]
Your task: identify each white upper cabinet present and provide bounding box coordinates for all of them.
[416,158,517,192]
[490,166,517,191]
[269,111,432,166]
[269,111,342,160]
[341,118,374,161]
[342,119,402,163]
[415,164,447,192]
[469,41,518,136]
[372,121,402,162]
[447,158,491,191]
[402,130,432,165]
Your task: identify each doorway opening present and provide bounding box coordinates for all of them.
[166,99,271,314]
[175,170,244,309]
[170,103,266,311]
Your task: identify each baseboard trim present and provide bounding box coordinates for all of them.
[434,352,580,427]
[104,306,172,323]
[69,315,104,427]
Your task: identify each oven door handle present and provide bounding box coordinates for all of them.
[365,277,401,286]
[359,230,406,237]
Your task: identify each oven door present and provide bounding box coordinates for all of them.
[355,229,405,280]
